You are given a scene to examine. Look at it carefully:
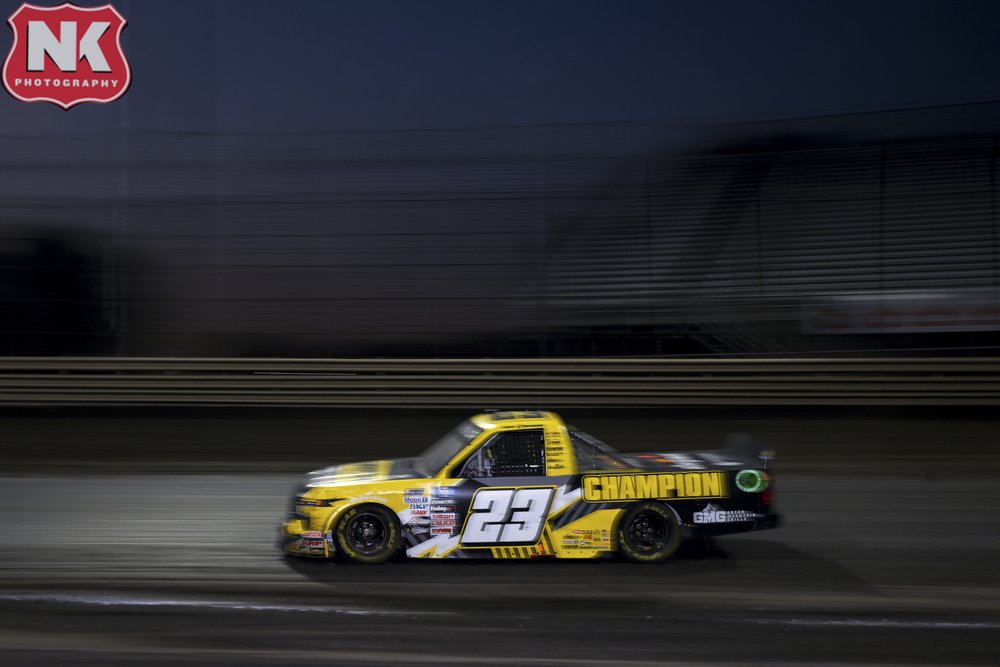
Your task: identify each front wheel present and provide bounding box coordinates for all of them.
[335,504,401,564]
[617,502,681,563]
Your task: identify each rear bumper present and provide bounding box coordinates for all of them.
[685,512,781,538]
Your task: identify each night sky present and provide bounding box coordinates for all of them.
[3,0,1000,134]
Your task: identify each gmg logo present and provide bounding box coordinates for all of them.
[2,3,130,109]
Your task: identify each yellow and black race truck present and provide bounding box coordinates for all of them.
[281,410,779,564]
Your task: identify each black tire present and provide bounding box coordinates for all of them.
[334,504,401,564]
[617,502,681,563]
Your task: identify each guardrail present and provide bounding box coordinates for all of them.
[0,357,998,407]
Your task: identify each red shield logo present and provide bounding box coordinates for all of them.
[2,3,130,109]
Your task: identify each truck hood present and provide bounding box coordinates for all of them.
[304,457,424,488]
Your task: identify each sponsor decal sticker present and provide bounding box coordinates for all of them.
[3,2,131,109]
[581,471,728,502]
[430,527,453,534]
[409,509,428,516]
[565,528,610,546]
[353,494,388,504]
[432,486,456,497]
[404,495,429,504]
[693,503,764,524]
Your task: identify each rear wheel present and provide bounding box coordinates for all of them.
[335,504,400,564]
[617,502,681,563]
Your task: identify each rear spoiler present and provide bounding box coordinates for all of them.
[721,433,775,470]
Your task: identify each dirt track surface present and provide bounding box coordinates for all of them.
[0,474,997,665]
[0,409,998,664]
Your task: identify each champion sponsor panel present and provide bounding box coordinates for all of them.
[581,471,728,502]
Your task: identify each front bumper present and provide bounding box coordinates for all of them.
[279,518,335,558]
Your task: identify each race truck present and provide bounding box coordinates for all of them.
[280,410,779,564]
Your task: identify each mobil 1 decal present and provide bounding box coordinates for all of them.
[459,486,555,547]
[402,483,466,538]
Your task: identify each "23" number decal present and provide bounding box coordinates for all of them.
[460,487,554,546]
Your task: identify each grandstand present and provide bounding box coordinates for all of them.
[2,104,999,357]
[518,130,1000,356]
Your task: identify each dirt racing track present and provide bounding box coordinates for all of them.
[0,409,998,665]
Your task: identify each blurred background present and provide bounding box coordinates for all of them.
[2,2,1000,665]
[4,1,1000,359]
[7,107,1000,358]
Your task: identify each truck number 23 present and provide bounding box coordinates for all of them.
[460,487,554,546]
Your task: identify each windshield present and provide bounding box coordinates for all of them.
[417,420,484,476]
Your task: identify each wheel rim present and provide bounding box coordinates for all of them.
[629,510,669,553]
[345,512,389,555]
